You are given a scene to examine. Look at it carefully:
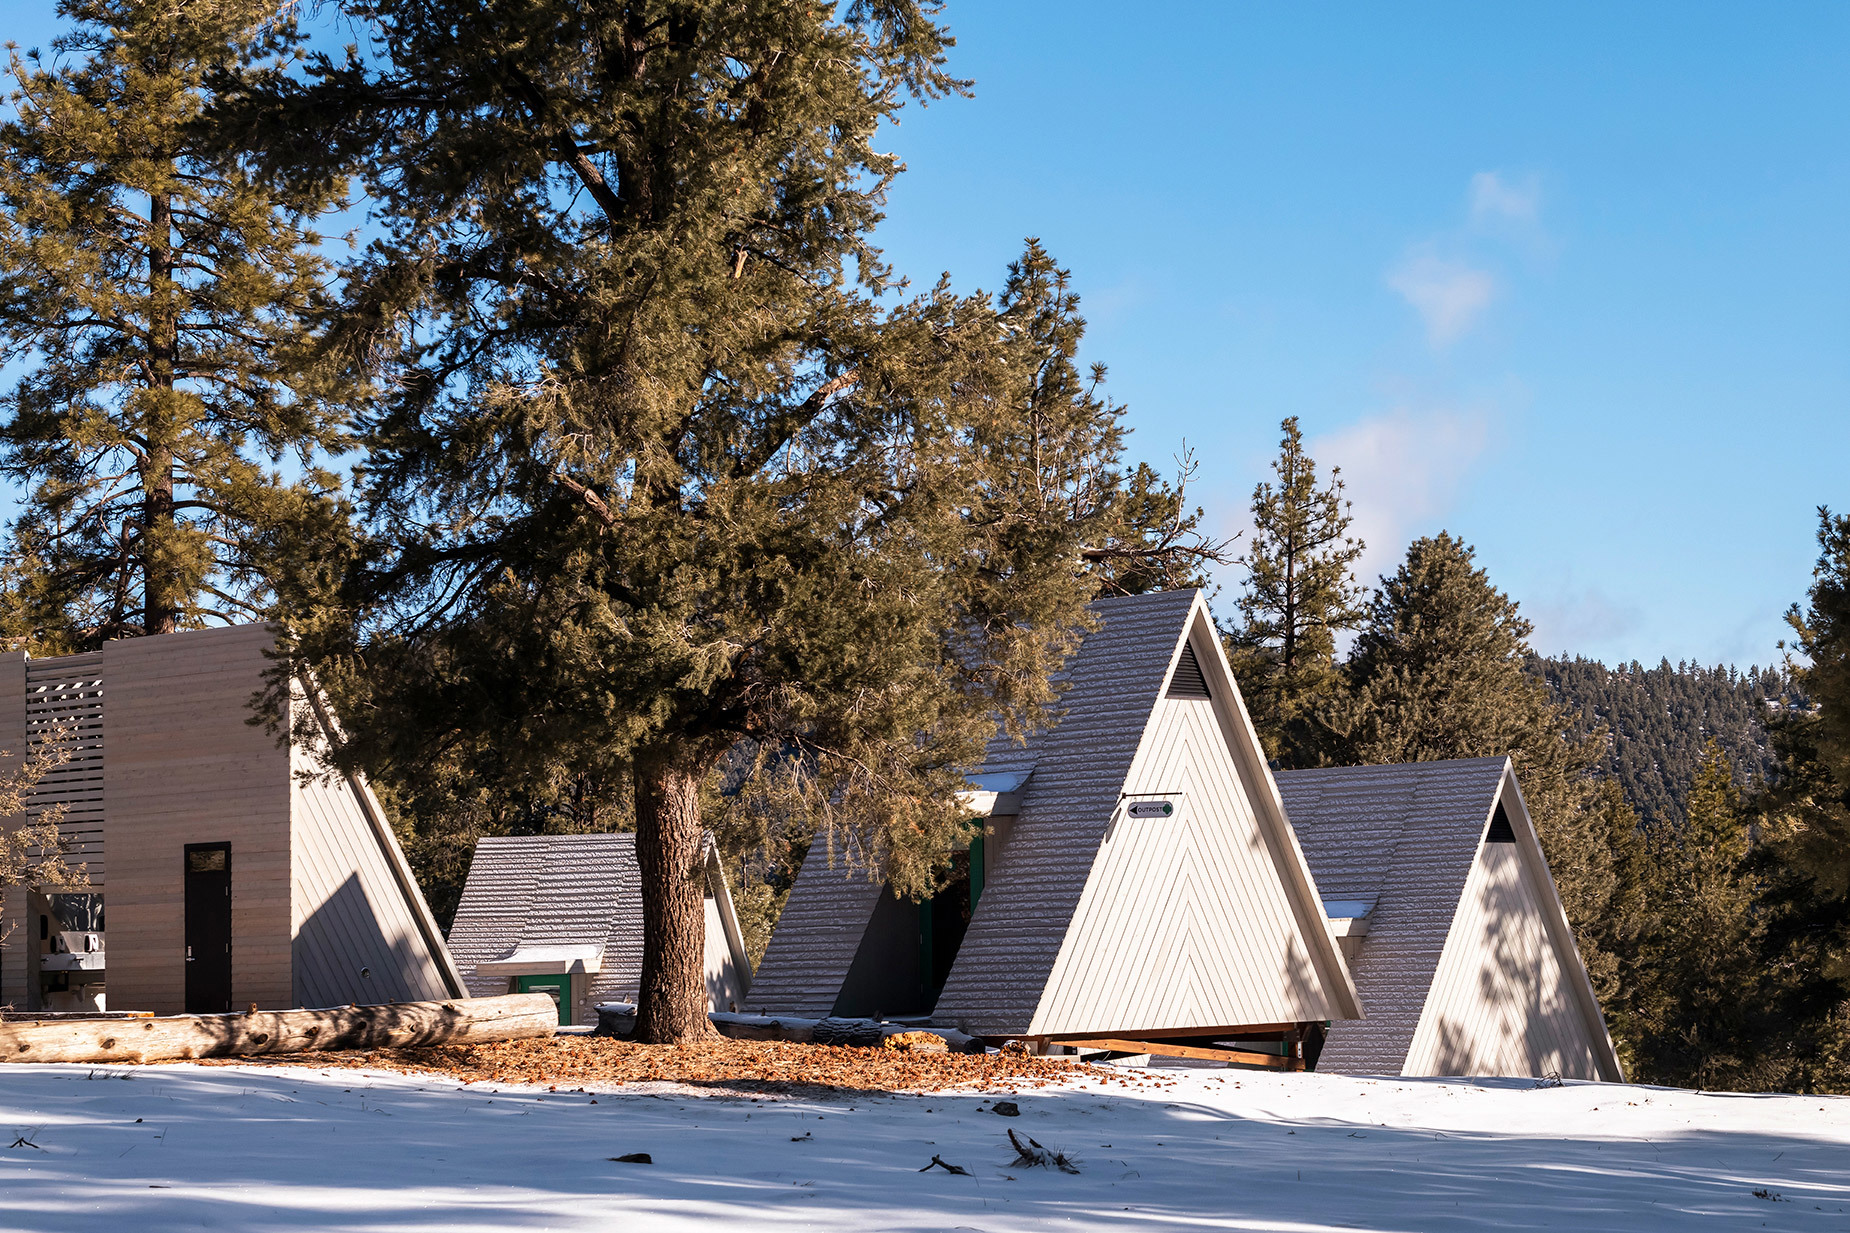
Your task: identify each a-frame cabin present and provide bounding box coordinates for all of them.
[0,624,464,1015]
[447,831,753,1026]
[748,589,1362,1055]
[1276,758,1624,1080]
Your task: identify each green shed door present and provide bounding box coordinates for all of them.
[515,974,572,1025]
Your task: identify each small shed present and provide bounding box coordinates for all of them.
[748,589,1361,1054]
[0,624,464,1015]
[446,833,751,1026]
[1276,757,1624,1081]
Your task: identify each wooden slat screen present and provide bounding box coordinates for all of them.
[25,652,104,885]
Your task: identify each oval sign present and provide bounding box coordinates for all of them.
[1127,800,1175,818]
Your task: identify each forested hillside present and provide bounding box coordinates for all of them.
[1536,656,1806,829]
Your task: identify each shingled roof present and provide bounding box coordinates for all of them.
[448,832,751,1024]
[447,834,644,1005]
[1276,758,1622,1079]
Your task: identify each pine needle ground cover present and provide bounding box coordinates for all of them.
[200,1036,1176,1096]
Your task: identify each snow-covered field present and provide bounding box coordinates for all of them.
[1,1061,1845,1232]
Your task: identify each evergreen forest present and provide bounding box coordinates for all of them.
[1539,656,1805,829]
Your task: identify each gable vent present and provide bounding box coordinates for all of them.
[1485,803,1516,844]
[1166,642,1211,700]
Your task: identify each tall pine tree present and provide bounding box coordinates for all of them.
[1333,533,1616,992]
[234,2,1220,1041]
[1629,741,1766,1089]
[1767,507,1850,898]
[0,0,353,646]
[1226,416,1363,766]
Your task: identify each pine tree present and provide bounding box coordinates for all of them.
[236,3,1222,1042]
[1630,741,1766,1089]
[1766,507,1850,898]
[1226,417,1363,766]
[1334,533,1586,801]
[1754,506,1850,1091]
[1582,777,1651,1070]
[1333,533,1615,983]
[0,0,352,647]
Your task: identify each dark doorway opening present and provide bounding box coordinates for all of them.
[830,848,977,1020]
[184,843,232,1013]
[921,849,973,1000]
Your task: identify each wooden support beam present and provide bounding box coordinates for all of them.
[1060,1037,1299,1070]
[0,994,557,1065]
[1046,1021,1315,1042]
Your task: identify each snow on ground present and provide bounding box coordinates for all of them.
[1,1061,1846,1232]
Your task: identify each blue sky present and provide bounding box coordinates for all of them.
[867,2,1850,668]
[4,2,1845,667]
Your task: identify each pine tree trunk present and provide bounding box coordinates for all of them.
[632,745,717,1043]
[143,188,178,636]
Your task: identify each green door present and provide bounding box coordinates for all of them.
[515,974,572,1025]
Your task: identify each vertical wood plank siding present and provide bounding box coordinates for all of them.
[105,626,293,1014]
[927,592,1197,1036]
[1404,841,1602,1077]
[756,590,1360,1038]
[288,681,456,1007]
[0,625,465,1016]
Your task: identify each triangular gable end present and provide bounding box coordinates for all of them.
[1025,593,1362,1036]
[289,679,467,1007]
[1402,763,1624,1081]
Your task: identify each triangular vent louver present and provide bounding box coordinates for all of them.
[1166,642,1211,700]
[1486,803,1516,844]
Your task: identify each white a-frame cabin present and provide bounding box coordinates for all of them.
[749,589,1362,1057]
[0,624,464,1016]
[1276,758,1623,1081]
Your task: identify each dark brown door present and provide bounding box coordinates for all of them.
[184,843,232,1013]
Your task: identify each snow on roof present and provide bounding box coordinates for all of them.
[1275,757,1509,1074]
[475,943,604,976]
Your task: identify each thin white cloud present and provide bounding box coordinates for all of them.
[1468,171,1541,228]
[1311,405,1493,590]
[1386,248,1497,348]
[1526,586,1644,656]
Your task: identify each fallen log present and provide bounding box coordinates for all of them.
[0,994,558,1065]
[709,1011,981,1053]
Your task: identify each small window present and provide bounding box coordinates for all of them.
[1166,643,1211,700]
[1486,804,1516,844]
[187,848,228,873]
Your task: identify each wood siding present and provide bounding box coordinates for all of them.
[1029,678,1338,1035]
[1404,839,1605,1078]
[703,896,744,1011]
[289,683,457,1007]
[104,626,293,1014]
[1278,759,1512,1075]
